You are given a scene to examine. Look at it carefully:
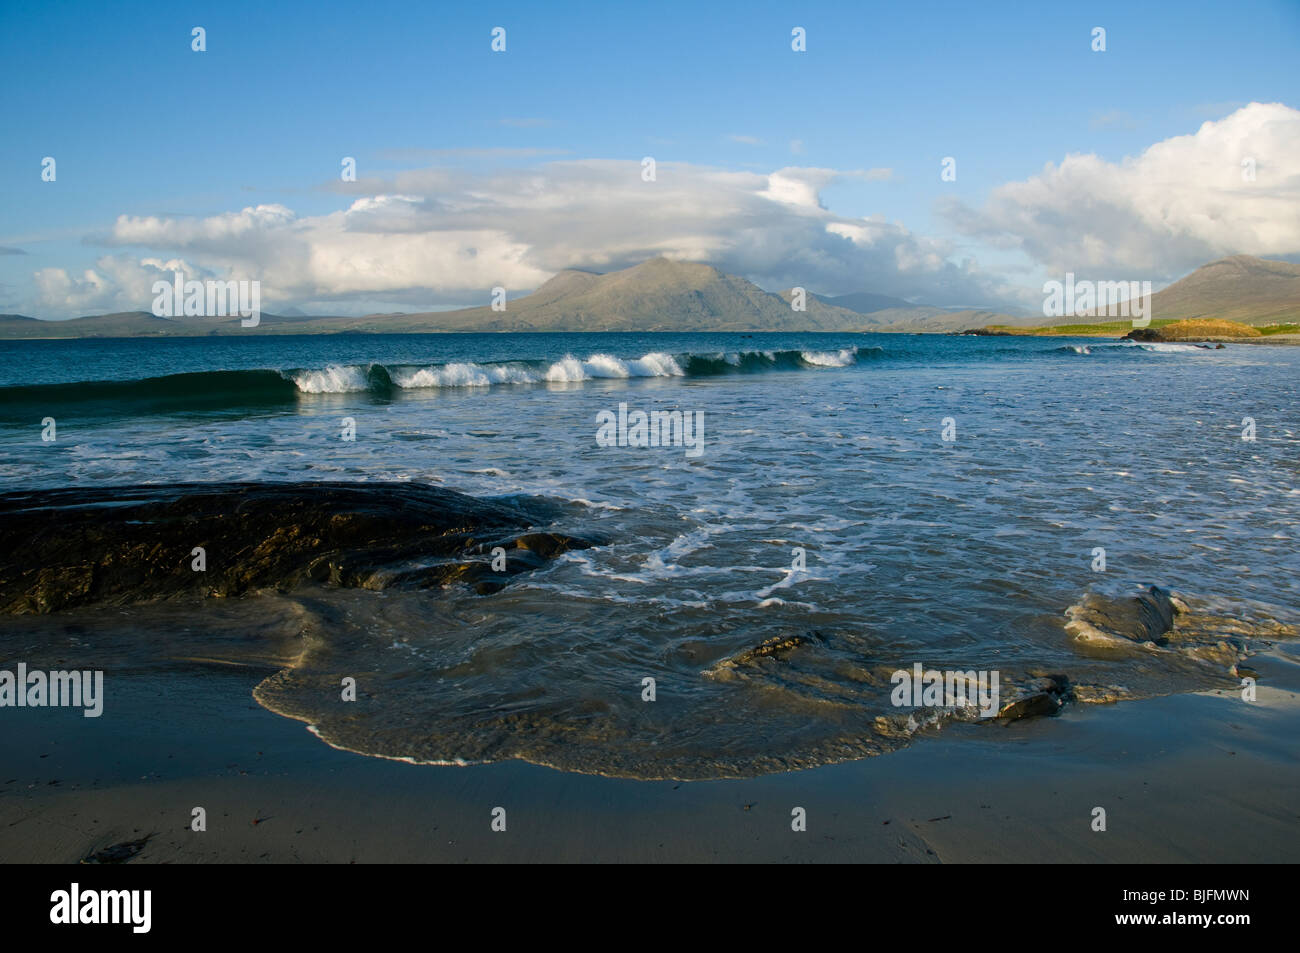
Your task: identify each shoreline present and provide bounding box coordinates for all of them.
[4,639,1296,863]
[959,330,1300,344]
[3,330,1300,346]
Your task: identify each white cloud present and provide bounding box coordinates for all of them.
[112,204,295,246]
[32,159,1003,312]
[34,256,214,315]
[37,159,1006,316]
[23,102,1300,318]
[941,102,1300,280]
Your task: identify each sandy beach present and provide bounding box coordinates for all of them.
[4,633,1296,864]
[3,0,1298,893]
[4,332,1298,864]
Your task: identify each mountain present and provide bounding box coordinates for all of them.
[0,311,186,338]
[812,291,1027,332]
[0,259,884,337]
[1145,255,1300,325]
[866,307,1036,332]
[1041,255,1300,327]
[815,291,918,314]
[314,258,873,333]
[4,254,1291,338]
[0,311,343,339]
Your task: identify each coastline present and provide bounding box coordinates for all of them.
[959,330,1300,345]
[2,332,1297,863]
[4,640,1296,863]
[4,329,1300,344]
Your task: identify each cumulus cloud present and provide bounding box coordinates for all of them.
[941,102,1300,281]
[51,159,1013,316]
[34,256,217,315]
[23,102,1300,318]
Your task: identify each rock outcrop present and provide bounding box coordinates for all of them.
[0,482,596,613]
[1065,585,1180,651]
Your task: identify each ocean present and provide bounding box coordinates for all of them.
[1,331,1297,779]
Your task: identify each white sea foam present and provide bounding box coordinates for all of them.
[285,348,863,391]
[545,352,685,382]
[627,351,685,377]
[289,352,691,391]
[287,365,371,393]
[800,347,858,367]
[1136,342,1209,353]
[393,363,536,388]
[543,356,589,382]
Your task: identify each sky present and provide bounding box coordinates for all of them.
[2,0,1298,318]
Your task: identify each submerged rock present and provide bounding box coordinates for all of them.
[0,482,596,613]
[701,630,827,680]
[1065,585,1180,651]
[997,675,1071,721]
[732,631,825,662]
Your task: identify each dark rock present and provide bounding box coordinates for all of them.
[998,691,1061,720]
[1122,327,1166,341]
[0,482,597,614]
[707,631,827,674]
[81,835,152,864]
[998,674,1071,722]
[511,532,586,560]
[737,630,825,662]
[1134,585,1178,641]
[1068,585,1179,648]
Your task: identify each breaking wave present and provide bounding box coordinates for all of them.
[0,339,1217,421]
[283,348,877,392]
[0,347,884,416]
[1053,341,1220,356]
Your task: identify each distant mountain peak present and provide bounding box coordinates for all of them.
[1144,254,1300,325]
[4,253,1291,338]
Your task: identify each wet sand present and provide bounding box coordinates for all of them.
[3,637,1297,863]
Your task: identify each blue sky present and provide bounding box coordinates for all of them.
[2,0,1298,317]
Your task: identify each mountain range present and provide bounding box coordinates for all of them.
[0,255,1295,338]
